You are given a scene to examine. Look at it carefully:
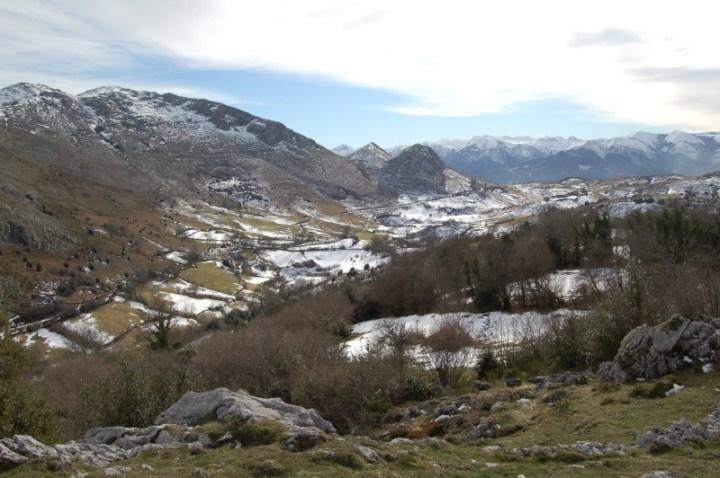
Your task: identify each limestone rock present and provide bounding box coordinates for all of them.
[636,405,720,450]
[353,444,381,463]
[155,388,336,433]
[598,315,720,382]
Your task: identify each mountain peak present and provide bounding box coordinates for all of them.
[332,144,354,156]
[0,82,75,106]
[349,142,392,170]
[78,86,149,99]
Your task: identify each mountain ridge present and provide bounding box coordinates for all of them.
[383,132,720,183]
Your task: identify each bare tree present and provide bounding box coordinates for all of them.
[423,316,477,387]
[144,298,176,350]
[376,320,422,369]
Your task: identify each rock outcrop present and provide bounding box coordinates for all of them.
[598,315,720,382]
[636,405,720,450]
[0,388,335,469]
[155,388,335,433]
[483,441,626,459]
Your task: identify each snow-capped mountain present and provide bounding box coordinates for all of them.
[389,132,720,183]
[348,142,392,172]
[0,82,376,202]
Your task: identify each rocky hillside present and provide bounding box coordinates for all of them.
[0,83,376,204]
[4,319,720,477]
[379,144,453,195]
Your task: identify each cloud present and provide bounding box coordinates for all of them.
[571,29,643,46]
[1,0,720,131]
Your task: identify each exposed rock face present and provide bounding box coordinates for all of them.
[155,388,336,433]
[598,315,720,382]
[636,405,720,450]
[380,144,448,194]
[0,435,137,468]
[0,388,335,469]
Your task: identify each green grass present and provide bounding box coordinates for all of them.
[5,370,720,477]
[179,262,240,295]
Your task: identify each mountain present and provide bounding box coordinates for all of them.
[347,142,392,180]
[0,83,376,206]
[379,144,455,194]
[389,132,720,183]
[332,144,354,156]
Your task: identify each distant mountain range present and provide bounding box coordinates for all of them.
[337,132,720,183]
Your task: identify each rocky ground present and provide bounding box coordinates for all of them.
[3,364,720,477]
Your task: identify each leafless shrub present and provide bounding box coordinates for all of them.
[423,316,477,387]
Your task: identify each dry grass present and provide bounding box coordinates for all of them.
[179,262,240,295]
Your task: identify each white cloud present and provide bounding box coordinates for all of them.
[1,0,720,131]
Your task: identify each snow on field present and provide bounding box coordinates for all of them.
[233,221,293,240]
[158,292,226,316]
[344,310,580,358]
[157,279,236,300]
[23,328,77,350]
[245,276,272,285]
[62,314,115,346]
[164,251,188,264]
[183,229,233,243]
[262,245,389,282]
[291,238,361,251]
[127,300,159,316]
[608,201,660,218]
[509,268,616,301]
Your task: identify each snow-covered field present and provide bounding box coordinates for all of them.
[344,310,581,358]
[23,328,78,351]
[62,314,116,346]
[509,268,616,301]
[158,292,227,316]
[261,238,390,285]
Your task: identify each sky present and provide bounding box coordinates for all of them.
[1,0,719,149]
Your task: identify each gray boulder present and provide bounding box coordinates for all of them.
[353,444,381,463]
[155,388,336,433]
[598,315,720,382]
[1,388,336,470]
[636,405,720,450]
[0,435,134,469]
[465,417,498,441]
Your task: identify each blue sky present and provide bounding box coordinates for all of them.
[1,1,717,149]
[90,61,659,149]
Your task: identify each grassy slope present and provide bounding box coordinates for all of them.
[5,370,720,477]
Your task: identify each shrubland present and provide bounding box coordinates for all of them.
[3,199,720,452]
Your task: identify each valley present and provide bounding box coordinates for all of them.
[3,83,720,478]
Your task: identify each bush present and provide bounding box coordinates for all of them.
[474,351,499,380]
[40,349,200,438]
[423,317,476,387]
[0,313,55,439]
[228,419,284,446]
[399,372,440,402]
